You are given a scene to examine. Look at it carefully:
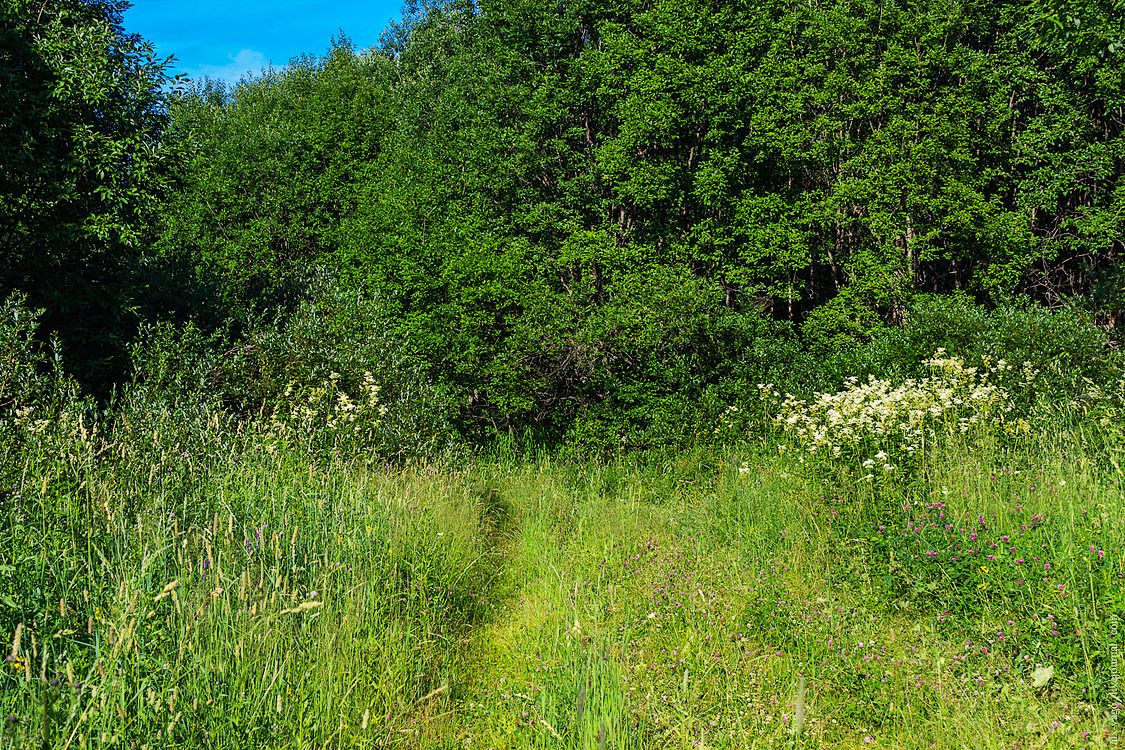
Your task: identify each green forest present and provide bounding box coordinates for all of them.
[2,0,1124,747]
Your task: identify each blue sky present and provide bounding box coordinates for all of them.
[123,1,404,85]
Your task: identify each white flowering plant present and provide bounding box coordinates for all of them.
[232,270,457,461]
[758,350,1015,481]
[266,370,389,458]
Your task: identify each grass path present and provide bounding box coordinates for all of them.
[1,440,1121,748]
[424,452,1122,749]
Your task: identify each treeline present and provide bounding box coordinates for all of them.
[2,0,1123,453]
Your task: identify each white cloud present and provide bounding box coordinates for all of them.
[184,48,270,86]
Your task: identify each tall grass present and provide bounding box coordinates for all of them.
[1,409,505,747]
[2,415,1122,748]
[2,298,1122,748]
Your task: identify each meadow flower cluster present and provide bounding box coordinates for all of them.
[760,350,1014,476]
[267,370,388,456]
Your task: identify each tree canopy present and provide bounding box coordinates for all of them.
[1,0,180,388]
[3,0,1122,446]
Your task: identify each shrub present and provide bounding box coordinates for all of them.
[107,321,239,492]
[230,269,457,461]
[0,294,87,475]
[761,350,1015,480]
[896,296,1116,409]
[797,296,1120,420]
[541,277,818,456]
[0,294,49,431]
[110,270,459,466]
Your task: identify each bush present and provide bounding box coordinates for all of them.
[531,275,820,456]
[229,270,457,461]
[901,297,1121,418]
[798,296,1120,417]
[905,295,1108,372]
[106,321,239,496]
[107,270,460,466]
[761,350,1015,481]
[0,294,51,425]
[0,294,87,476]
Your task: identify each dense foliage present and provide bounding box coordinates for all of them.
[1,5,1123,746]
[0,0,183,389]
[2,0,1123,450]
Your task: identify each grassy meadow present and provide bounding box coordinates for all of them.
[2,383,1123,749]
[4,0,1125,745]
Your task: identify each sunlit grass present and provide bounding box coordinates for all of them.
[1,438,506,747]
[1,410,1122,748]
[454,435,1121,749]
